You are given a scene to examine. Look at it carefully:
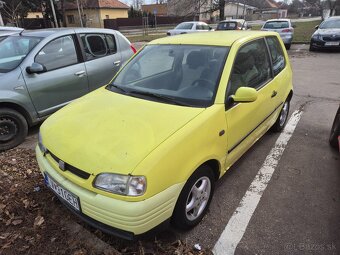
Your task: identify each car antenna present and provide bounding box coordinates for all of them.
[19,29,24,36]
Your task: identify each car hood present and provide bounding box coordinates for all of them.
[315,28,340,35]
[41,88,204,175]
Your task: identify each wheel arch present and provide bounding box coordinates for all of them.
[287,90,293,102]
[0,102,33,127]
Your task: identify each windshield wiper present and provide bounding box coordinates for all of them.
[107,83,129,93]
[128,90,193,107]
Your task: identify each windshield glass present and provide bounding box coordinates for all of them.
[111,45,229,107]
[264,21,289,29]
[175,23,194,30]
[320,19,340,29]
[0,35,42,73]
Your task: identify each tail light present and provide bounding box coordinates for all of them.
[130,44,137,54]
[282,28,293,33]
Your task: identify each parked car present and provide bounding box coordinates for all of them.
[0,28,135,151]
[261,19,294,49]
[329,105,340,151]
[310,16,340,51]
[167,21,212,36]
[37,31,293,240]
[216,19,249,30]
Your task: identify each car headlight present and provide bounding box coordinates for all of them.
[38,132,47,155]
[93,173,146,196]
[312,34,322,40]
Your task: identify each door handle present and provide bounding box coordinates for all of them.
[113,60,121,67]
[74,70,86,77]
[271,90,277,98]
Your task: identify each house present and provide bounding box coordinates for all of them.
[141,4,168,16]
[224,2,257,19]
[249,0,288,20]
[64,0,129,28]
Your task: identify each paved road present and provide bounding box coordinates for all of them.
[20,45,340,254]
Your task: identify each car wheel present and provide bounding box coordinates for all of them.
[285,44,291,50]
[0,108,28,151]
[309,44,316,52]
[272,100,290,132]
[329,107,340,149]
[172,165,215,230]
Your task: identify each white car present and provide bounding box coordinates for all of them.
[261,19,294,50]
[167,21,212,36]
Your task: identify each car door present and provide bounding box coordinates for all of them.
[225,38,276,167]
[80,33,122,91]
[22,34,89,117]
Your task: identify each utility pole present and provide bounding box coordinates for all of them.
[76,0,84,27]
[50,0,58,28]
[0,1,4,26]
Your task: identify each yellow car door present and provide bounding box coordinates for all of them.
[224,38,277,168]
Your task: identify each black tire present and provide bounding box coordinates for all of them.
[285,44,291,50]
[272,100,290,132]
[0,108,28,151]
[172,165,215,230]
[329,107,340,149]
[309,44,316,52]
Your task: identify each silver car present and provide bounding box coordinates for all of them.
[167,21,212,36]
[261,19,294,49]
[0,28,135,151]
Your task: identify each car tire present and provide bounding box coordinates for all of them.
[271,100,290,132]
[0,108,28,151]
[309,44,316,52]
[329,107,340,149]
[172,165,215,230]
[285,44,291,50]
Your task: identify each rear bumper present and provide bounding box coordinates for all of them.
[36,146,184,239]
[279,34,293,44]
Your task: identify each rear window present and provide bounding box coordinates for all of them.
[217,22,237,30]
[264,21,289,29]
[175,23,194,30]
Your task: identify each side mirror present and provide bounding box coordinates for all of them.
[230,87,258,103]
[315,25,319,30]
[26,63,46,74]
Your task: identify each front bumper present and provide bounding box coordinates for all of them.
[310,38,340,49]
[36,146,184,239]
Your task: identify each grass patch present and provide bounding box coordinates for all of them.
[127,33,166,43]
[252,20,321,43]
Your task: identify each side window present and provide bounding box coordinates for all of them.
[202,24,210,30]
[227,39,272,97]
[266,37,285,76]
[80,33,109,61]
[35,35,78,71]
[105,34,117,54]
[196,24,203,30]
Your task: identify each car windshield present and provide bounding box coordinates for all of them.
[217,22,238,30]
[0,35,42,73]
[110,45,230,107]
[264,21,289,29]
[319,19,340,29]
[175,23,194,30]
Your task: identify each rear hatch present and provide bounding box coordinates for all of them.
[262,20,293,35]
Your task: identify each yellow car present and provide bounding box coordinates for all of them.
[36,31,293,239]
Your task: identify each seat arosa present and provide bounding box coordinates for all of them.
[37,31,293,240]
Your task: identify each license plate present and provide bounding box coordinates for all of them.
[44,173,80,211]
[325,42,339,46]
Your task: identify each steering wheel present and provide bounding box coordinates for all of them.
[191,79,214,88]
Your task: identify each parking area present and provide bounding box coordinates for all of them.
[3,45,340,254]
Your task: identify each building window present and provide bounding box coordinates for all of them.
[67,15,75,24]
[105,15,109,19]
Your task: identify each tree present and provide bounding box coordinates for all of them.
[1,0,41,25]
[325,0,340,15]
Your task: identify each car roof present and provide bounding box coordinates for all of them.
[18,28,117,38]
[265,19,290,22]
[150,31,278,47]
[0,26,23,31]
[326,16,340,20]
[220,19,245,23]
